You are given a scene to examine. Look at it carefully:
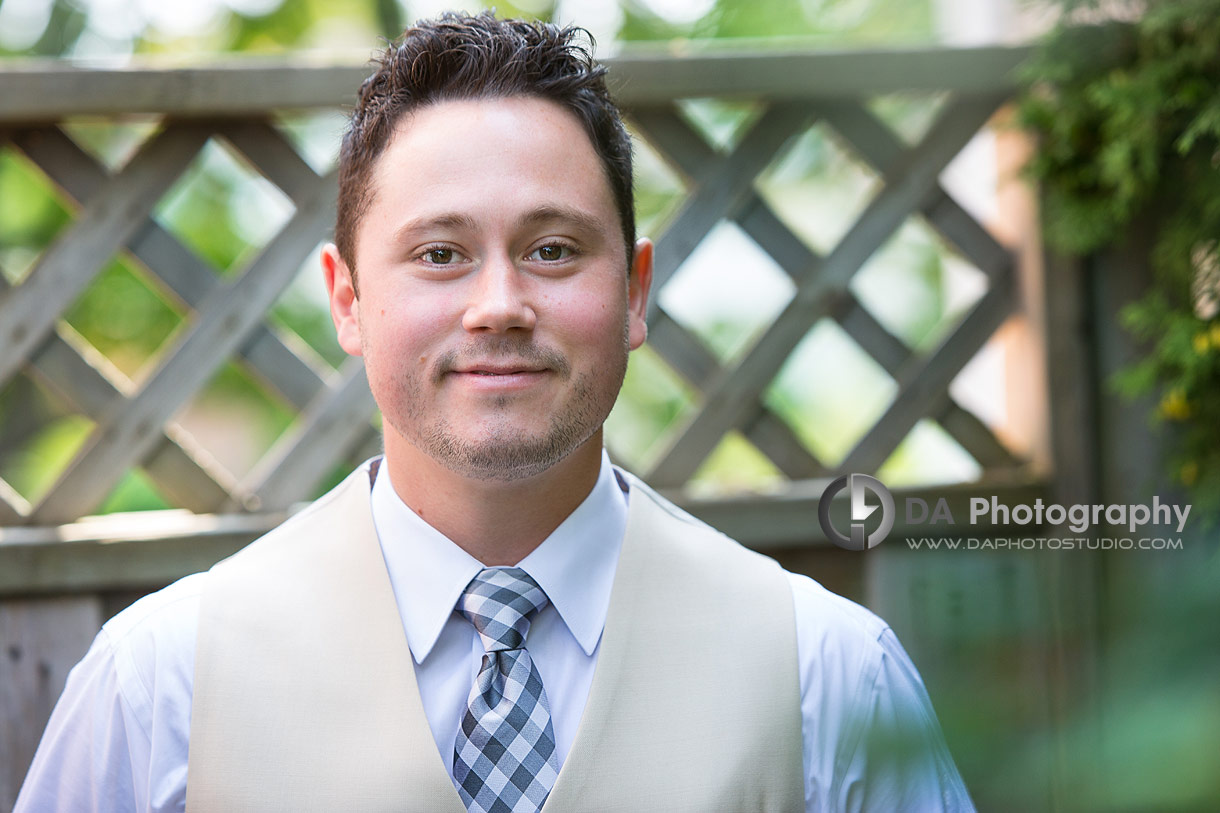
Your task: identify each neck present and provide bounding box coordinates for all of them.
[381,431,604,566]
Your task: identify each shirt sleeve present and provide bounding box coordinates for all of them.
[832,627,976,812]
[790,572,974,812]
[14,574,201,813]
[13,628,148,813]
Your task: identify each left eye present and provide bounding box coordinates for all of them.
[529,244,572,262]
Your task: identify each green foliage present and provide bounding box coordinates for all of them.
[618,0,933,44]
[1019,3,1220,514]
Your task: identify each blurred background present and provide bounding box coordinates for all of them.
[0,0,1049,502]
[1,0,1218,810]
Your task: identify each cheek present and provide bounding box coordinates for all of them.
[554,297,627,355]
[364,289,460,358]
[551,276,628,332]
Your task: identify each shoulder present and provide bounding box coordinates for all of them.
[785,572,974,808]
[207,465,373,584]
[620,470,788,577]
[100,571,209,720]
[103,571,208,644]
[787,570,891,665]
[622,470,890,654]
[785,570,895,744]
[15,575,208,813]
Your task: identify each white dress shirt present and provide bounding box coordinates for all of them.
[15,452,974,812]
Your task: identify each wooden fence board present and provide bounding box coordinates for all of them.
[817,101,1010,277]
[841,268,1015,472]
[14,126,331,412]
[0,125,209,389]
[0,45,1038,121]
[0,596,101,811]
[0,512,283,594]
[639,104,810,296]
[220,120,326,202]
[242,359,377,511]
[647,95,1006,485]
[30,172,338,523]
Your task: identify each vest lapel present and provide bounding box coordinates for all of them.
[542,472,804,812]
[189,468,466,812]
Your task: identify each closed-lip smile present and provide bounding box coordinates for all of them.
[447,363,552,392]
[454,363,548,375]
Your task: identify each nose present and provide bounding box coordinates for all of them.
[461,254,537,333]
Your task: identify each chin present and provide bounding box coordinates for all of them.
[406,422,598,483]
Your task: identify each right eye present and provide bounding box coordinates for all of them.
[423,247,457,264]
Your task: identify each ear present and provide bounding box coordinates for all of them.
[627,237,653,350]
[322,243,363,357]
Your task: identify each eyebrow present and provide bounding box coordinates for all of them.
[516,205,605,238]
[392,212,480,245]
[392,205,606,245]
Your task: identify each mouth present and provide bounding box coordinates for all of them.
[446,362,552,392]
[456,365,548,376]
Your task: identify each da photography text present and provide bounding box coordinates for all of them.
[907,495,1191,535]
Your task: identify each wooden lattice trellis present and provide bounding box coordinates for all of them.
[0,120,378,526]
[632,95,1020,487]
[0,45,1040,544]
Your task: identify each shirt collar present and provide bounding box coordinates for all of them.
[370,450,628,664]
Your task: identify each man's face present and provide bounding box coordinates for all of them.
[324,95,651,481]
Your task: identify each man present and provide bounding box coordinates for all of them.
[17,11,974,812]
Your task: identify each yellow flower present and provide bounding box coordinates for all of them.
[1211,323,1220,346]
[1159,388,1192,420]
[1180,461,1199,487]
[1194,332,1211,354]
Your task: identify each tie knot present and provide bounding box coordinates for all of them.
[457,567,549,652]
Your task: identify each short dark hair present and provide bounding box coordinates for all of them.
[335,11,635,289]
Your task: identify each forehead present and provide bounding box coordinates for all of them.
[358,95,618,246]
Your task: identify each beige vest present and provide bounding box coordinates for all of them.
[187,465,803,811]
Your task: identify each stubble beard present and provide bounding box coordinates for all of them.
[373,325,630,482]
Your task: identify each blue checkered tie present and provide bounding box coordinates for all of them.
[454,567,560,813]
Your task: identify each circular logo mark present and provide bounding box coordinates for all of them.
[818,473,895,551]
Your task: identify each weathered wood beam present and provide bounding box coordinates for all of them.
[0,477,1051,595]
[672,478,1050,550]
[218,119,327,203]
[0,511,285,596]
[0,44,1038,121]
